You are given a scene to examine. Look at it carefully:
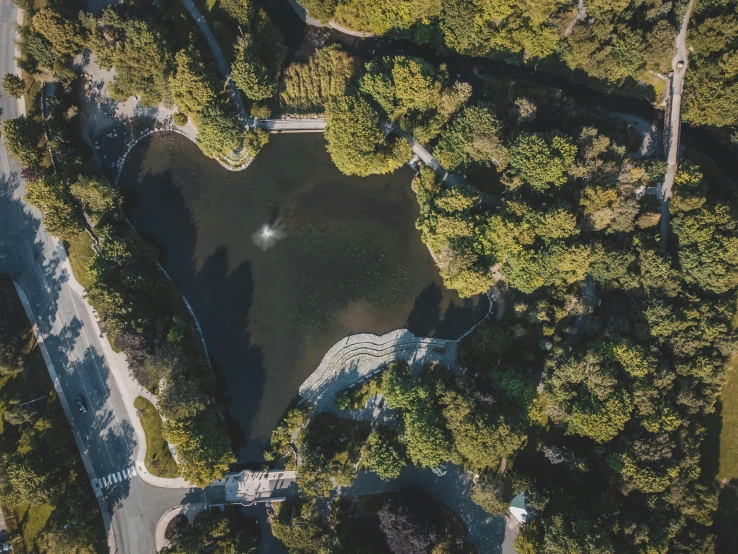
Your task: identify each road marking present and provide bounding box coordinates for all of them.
[97,466,138,489]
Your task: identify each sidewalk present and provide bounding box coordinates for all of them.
[54,239,193,489]
[154,503,206,551]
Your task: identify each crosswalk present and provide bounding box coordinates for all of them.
[92,466,137,489]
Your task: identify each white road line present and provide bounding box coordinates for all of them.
[129,466,136,477]
[116,471,122,481]
[111,473,118,483]
[102,477,108,486]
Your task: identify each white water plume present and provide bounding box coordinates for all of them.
[252,220,285,250]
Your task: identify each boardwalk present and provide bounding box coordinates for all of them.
[255,118,326,132]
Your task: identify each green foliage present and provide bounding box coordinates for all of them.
[271,499,333,553]
[89,9,172,106]
[196,100,244,158]
[31,8,85,59]
[683,1,738,127]
[325,93,409,176]
[243,128,270,157]
[264,407,308,462]
[133,396,179,478]
[364,426,408,480]
[434,104,509,172]
[360,55,470,142]
[2,73,25,99]
[2,115,44,169]
[280,46,358,113]
[509,133,577,192]
[0,277,105,552]
[231,34,277,101]
[163,509,258,554]
[334,374,383,411]
[297,414,370,495]
[471,472,518,515]
[672,202,738,294]
[172,112,188,126]
[170,47,219,115]
[70,175,121,218]
[162,411,236,487]
[25,174,85,241]
[297,0,339,24]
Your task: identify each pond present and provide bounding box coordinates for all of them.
[119,132,488,461]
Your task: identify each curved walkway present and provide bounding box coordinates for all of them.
[299,329,458,411]
[286,0,375,37]
[299,289,494,413]
[178,0,248,123]
[154,503,206,551]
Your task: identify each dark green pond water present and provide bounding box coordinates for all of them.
[119,132,487,461]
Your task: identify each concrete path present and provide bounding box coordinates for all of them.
[256,118,326,132]
[177,0,249,123]
[155,503,206,551]
[299,329,458,412]
[660,0,695,245]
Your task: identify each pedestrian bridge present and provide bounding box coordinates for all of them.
[254,118,326,132]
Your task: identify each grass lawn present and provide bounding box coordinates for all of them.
[16,504,53,553]
[134,396,180,478]
[0,274,106,552]
[718,354,738,482]
[63,232,95,289]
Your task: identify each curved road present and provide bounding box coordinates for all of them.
[0,3,195,553]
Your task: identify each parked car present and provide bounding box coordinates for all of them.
[76,396,87,414]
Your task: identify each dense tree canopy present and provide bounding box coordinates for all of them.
[324,93,409,176]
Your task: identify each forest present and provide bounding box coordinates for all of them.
[297,0,738,131]
[267,36,738,552]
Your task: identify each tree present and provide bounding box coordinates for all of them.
[70,175,120,217]
[509,133,577,192]
[325,94,408,176]
[2,73,25,98]
[378,496,440,554]
[280,46,357,113]
[270,499,332,553]
[159,372,210,420]
[472,473,517,515]
[164,510,258,554]
[296,0,338,24]
[25,174,85,241]
[0,456,52,506]
[231,35,276,101]
[434,104,509,171]
[1,115,44,169]
[91,11,172,106]
[32,8,84,59]
[196,100,243,158]
[162,412,236,487]
[169,48,219,115]
[364,426,408,480]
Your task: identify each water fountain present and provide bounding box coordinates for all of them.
[252,220,285,250]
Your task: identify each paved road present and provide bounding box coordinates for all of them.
[0,2,195,553]
[660,0,694,244]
